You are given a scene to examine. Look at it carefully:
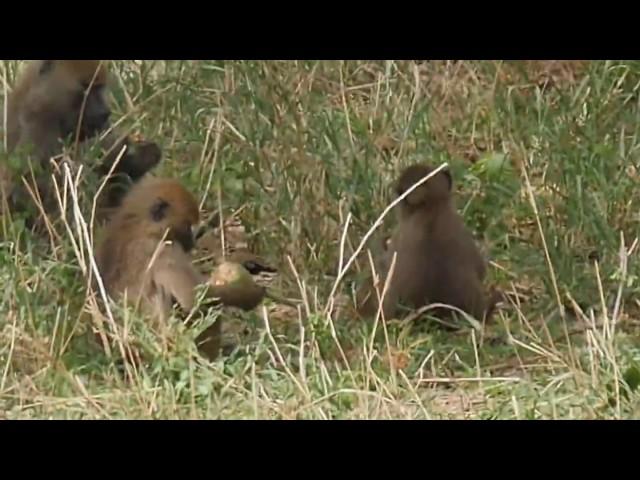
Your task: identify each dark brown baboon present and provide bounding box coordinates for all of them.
[357,163,499,323]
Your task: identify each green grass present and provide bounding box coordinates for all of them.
[2,60,640,419]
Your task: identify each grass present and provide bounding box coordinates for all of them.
[2,59,640,419]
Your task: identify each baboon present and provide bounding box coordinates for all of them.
[357,163,499,323]
[94,177,265,363]
[5,60,111,158]
[93,136,162,218]
[1,60,160,225]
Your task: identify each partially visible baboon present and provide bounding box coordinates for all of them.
[6,60,111,158]
[1,60,160,226]
[357,163,499,323]
[95,177,265,363]
[94,136,162,218]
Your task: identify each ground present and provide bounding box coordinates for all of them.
[1,60,640,419]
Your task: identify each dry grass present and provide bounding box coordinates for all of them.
[1,60,640,419]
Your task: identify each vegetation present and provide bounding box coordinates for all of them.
[1,60,640,419]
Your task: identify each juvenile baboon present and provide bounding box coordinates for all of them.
[357,163,498,323]
[94,177,265,363]
[1,60,161,225]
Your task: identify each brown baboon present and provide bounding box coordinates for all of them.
[5,60,111,158]
[1,60,160,226]
[357,163,499,323]
[94,177,265,363]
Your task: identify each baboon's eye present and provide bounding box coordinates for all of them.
[150,199,170,221]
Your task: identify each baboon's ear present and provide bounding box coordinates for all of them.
[39,61,55,76]
[150,198,170,222]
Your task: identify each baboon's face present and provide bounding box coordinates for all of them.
[61,81,111,141]
[36,60,112,142]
